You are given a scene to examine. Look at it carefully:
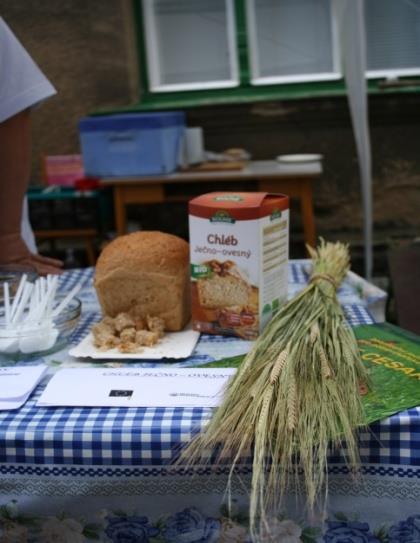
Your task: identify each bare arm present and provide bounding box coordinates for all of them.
[0,109,62,274]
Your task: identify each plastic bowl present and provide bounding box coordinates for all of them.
[0,296,81,361]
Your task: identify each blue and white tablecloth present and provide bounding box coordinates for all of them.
[0,263,418,543]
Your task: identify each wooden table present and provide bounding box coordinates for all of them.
[101,159,321,248]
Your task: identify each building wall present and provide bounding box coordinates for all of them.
[188,96,420,244]
[2,0,420,273]
[2,0,137,172]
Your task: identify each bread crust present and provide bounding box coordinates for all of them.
[95,231,189,277]
[94,232,190,331]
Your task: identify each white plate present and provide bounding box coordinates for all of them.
[277,154,323,164]
[69,322,200,360]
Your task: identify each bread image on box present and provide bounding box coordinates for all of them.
[189,192,289,339]
[94,231,190,331]
[197,260,251,309]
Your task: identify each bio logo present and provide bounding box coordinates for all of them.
[191,264,212,279]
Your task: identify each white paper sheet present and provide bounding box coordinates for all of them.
[0,365,47,410]
[37,367,237,408]
[0,391,37,411]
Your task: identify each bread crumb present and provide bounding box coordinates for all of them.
[92,313,164,351]
[135,330,159,347]
[102,316,116,332]
[114,312,135,332]
[92,322,115,348]
[97,337,120,351]
[146,315,165,338]
[120,327,136,343]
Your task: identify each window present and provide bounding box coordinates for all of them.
[142,0,239,92]
[365,0,420,79]
[130,0,420,110]
[246,0,340,85]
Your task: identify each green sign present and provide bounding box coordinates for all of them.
[210,210,235,224]
[355,322,420,423]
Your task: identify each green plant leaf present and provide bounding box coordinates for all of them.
[17,517,39,526]
[83,529,100,540]
[154,517,166,530]
[200,354,245,368]
[0,505,10,519]
[84,522,102,532]
[302,526,322,538]
[111,510,127,518]
[333,512,348,521]
[374,525,389,542]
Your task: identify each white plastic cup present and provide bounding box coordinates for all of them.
[183,127,205,165]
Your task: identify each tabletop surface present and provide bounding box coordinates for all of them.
[0,264,418,470]
[101,159,323,184]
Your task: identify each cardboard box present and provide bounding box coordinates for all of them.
[189,192,289,339]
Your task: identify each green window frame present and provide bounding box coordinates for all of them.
[98,0,420,115]
[132,0,351,111]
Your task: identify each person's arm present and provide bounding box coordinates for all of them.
[0,109,63,274]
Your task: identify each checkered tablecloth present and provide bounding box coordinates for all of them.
[1,263,418,469]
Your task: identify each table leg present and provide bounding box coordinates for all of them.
[114,186,127,236]
[84,238,96,266]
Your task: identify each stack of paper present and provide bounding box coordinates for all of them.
[37,368,237,408]
[0,365,48,410]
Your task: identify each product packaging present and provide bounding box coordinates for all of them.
[189,192,289,339]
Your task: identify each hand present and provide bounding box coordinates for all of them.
[4,252,64,276]
[28,253,64,275]
[0,233,64,275]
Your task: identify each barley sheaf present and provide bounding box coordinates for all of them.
[181,239,369,541]
[269,347,289,384]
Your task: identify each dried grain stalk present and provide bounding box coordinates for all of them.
[179,240,369,540]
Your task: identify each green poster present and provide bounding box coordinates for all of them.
[355,322,420,423]
[201,323,420,424]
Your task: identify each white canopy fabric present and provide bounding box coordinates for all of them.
[335,0,373,279]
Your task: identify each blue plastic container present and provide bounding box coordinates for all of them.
[78,111,186,177]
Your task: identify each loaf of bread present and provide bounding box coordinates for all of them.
[94,231,190,331]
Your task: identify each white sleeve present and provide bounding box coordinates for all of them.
[0,17,56,122]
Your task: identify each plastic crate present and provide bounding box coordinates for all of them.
[27,188,101,231]
[79,111,185,177]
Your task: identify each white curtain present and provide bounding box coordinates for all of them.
[335,0,373,279]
